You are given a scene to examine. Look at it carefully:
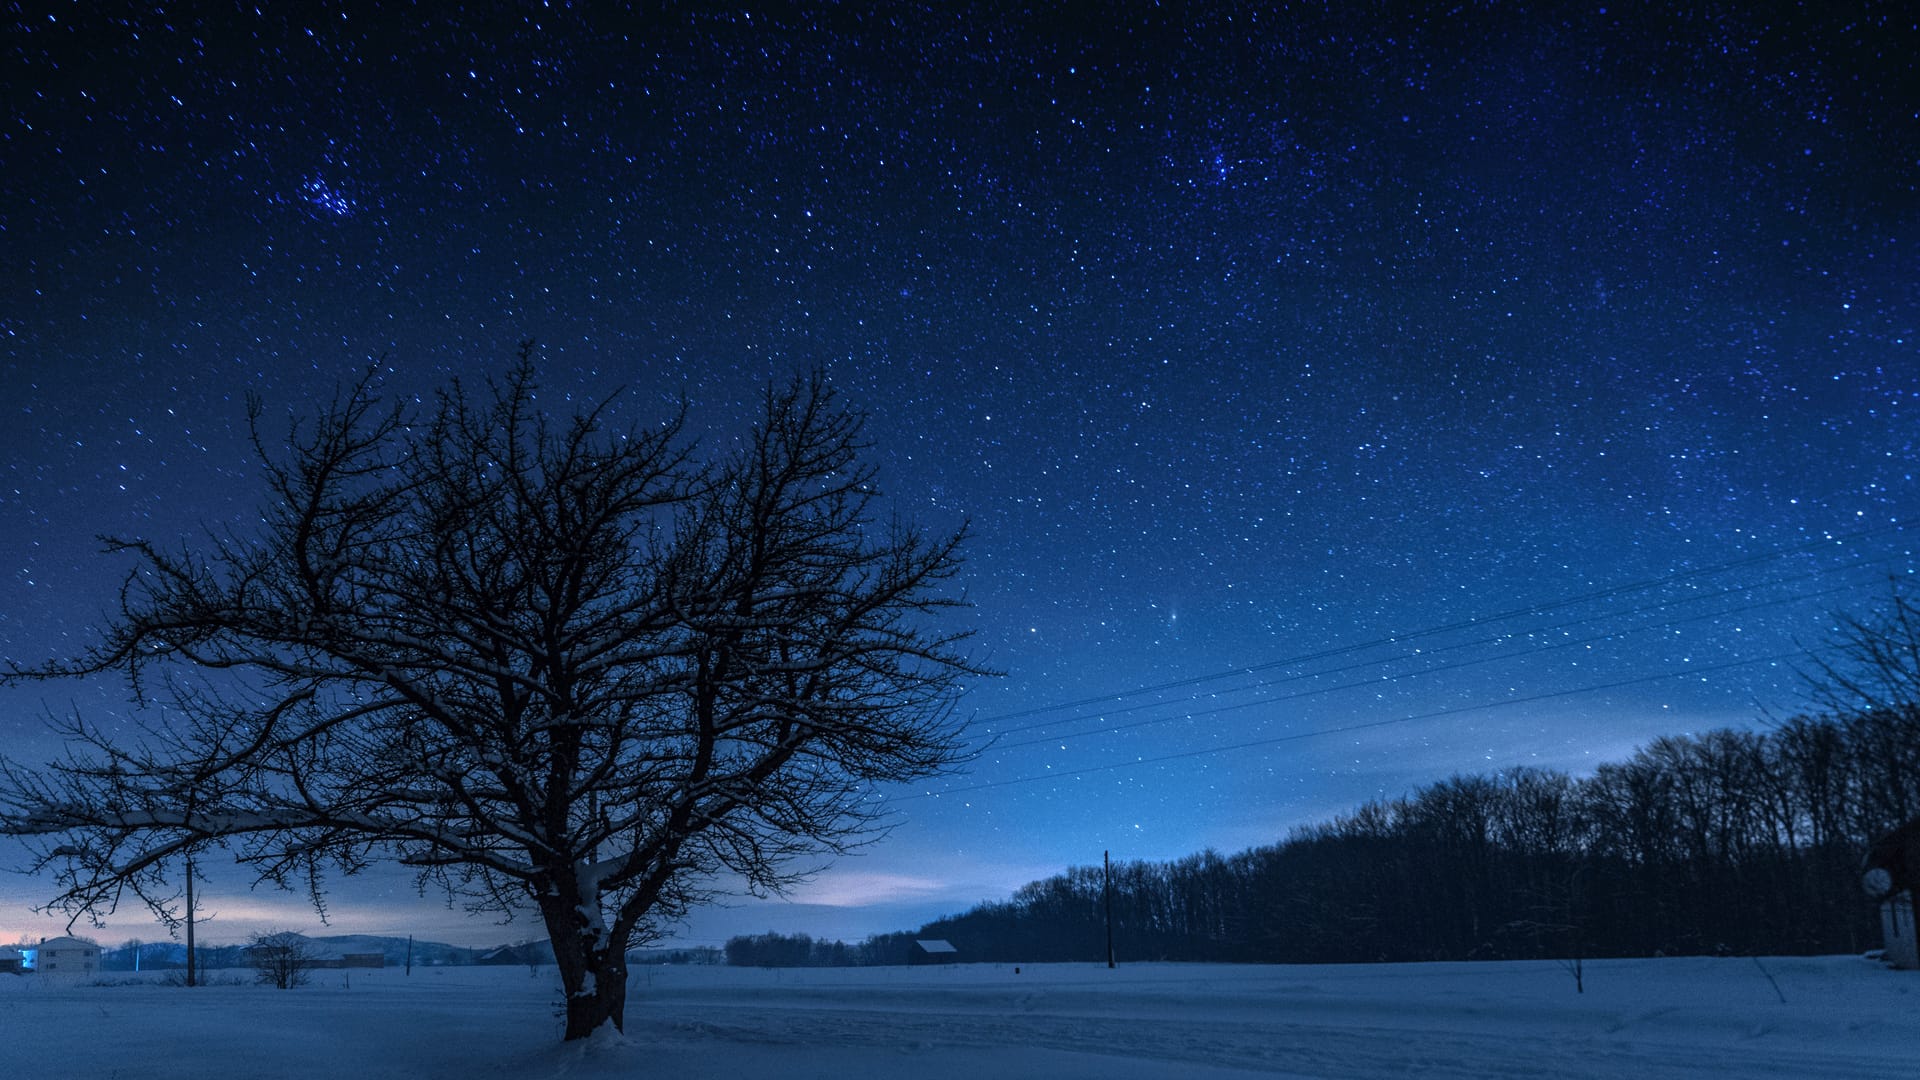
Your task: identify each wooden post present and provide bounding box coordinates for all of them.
[1104,850,1115,969]
[406,935,413,976]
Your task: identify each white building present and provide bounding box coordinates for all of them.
[35,936,101,976]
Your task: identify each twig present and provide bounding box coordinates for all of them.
[1751,955,1787,1004]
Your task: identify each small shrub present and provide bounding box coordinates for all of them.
[250,931,317,989]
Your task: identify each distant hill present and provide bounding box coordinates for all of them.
[472,939,556,967]
[99,933,494,970]
[96,931,692,972]
[93,932,735,972]
[300,934,477,967]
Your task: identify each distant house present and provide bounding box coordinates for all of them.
[909,939,958,966]
[0,947,23,975]
[35,936,102,976]
[1864,818,1920,970]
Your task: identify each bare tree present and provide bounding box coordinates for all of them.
[249,930,316,989]
[1809,579,1920,834]
[1810,578,1920,718]
[0,352,980,1039]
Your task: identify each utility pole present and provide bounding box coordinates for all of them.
[1104,850,1115,969]
[184,854,196,988]
[183,767,198,989]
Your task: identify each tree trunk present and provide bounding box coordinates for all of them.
[541,893,630,1041]
[560,958,628,1040]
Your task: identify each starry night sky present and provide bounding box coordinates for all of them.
[2,3,1915,948]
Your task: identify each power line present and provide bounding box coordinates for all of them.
[902,645,1831,801]
[970,556,1895,745]
[985,577,1874,754]
[905,520,1909,801]
[969,517,1912,727]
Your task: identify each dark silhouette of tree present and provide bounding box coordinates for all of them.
[0,351,980,1039]
[888,700,1910,967]
[1810,581,1920,833]
[717,930,894,967]
[248,930,316,989]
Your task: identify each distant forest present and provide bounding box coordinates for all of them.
[728,705,1918,967]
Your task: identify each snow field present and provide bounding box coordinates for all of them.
[0,955,1910,1078]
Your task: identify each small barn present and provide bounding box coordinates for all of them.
[0,947,23,974]
[35,936,102,976]
[1864,818,1920,970]
[909,939,958,966]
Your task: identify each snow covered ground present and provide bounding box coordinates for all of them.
[1,955,1911,1078]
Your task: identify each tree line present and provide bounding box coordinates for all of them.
[721,929,930,967]
[729,699,1917,967]
[723,932,873,967]
[729,589,1920,967]
[924,706,1915,965]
